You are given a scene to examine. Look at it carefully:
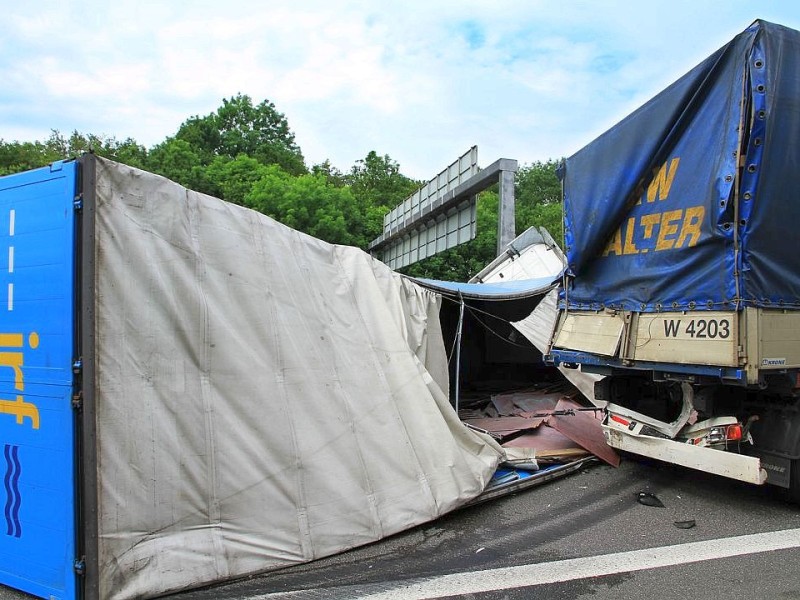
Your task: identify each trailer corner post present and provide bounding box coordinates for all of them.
[77,154,99,600]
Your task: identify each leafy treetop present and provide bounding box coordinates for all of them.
[0,97,563,281]
[172,93,306,176]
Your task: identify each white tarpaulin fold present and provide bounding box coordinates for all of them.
[511,288,603,405]
[92,159,502,599]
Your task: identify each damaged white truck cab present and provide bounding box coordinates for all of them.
[547,20,800,500]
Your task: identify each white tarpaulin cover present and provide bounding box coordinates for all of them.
[92,159,502,599]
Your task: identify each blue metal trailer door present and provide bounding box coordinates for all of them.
[0,162,78,599]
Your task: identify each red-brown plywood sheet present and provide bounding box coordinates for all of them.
[501,426,587,459]
[546,398,620,467]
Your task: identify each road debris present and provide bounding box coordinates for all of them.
[637,492,666,508]
[674,520,697,529]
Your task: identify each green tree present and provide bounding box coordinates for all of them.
[204,155,272,205]
[346,151,418,206]
[515,159,564,245]
[311,160,347,187]
[174,94,306,175]
[146,138,212,192]
[0,130,148,175]
[245,166,360,246]
[346,151,420,247]
[45,130,148,167]
[103,137,148,169]
[0,139,58,175]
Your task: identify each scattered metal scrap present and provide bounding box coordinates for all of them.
[463,382,620,501]
[461,382,619,467]
[467,458,597,506]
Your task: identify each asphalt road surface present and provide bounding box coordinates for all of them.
[3,456,800,599]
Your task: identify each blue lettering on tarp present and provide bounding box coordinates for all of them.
[3,444,21,538]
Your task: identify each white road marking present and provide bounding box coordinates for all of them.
[9,209,14,236]
[7,283,12,312]
[8,246,13,273]
[254,528,800,599]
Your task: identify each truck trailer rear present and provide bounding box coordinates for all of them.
[548,19,800,499]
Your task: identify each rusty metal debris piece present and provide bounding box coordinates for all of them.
[546,398,621,467]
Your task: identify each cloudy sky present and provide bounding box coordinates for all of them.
[3,1,800,179]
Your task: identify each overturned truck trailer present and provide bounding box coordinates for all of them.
[0,156,506,600]
[548,20,800,498]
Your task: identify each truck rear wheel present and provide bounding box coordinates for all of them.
[790,459,800,503]
[747,403,800,503]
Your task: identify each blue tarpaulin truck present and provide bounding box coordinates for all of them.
[548,20,800,499]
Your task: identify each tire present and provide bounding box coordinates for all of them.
[789,457,800,504]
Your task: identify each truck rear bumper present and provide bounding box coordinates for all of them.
[604,425,768,486]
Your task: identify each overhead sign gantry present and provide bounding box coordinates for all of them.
[369,146,517,269]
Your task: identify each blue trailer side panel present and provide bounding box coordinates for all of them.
[0,163,77,600]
